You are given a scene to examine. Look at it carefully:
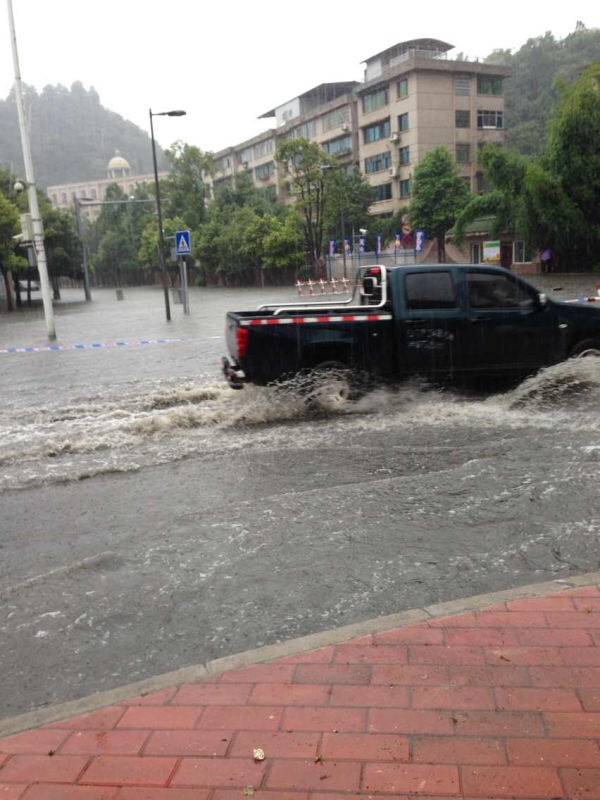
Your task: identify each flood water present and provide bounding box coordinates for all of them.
[1,275,599,492]
[2,275,600,716]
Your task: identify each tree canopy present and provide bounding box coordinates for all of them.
[409,147,470,261]
[486,26,600,156]
[454,63,600,271]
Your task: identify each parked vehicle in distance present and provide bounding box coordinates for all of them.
[222,264,600,390]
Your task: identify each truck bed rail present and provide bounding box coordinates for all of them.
[257,265,389,316]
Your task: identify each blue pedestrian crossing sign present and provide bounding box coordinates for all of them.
[175,230,192,255]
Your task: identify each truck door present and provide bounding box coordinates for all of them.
[464,269,558,373]
[397,269,467,377]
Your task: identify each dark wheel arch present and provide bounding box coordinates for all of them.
[569,338,600,358]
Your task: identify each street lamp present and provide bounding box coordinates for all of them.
[149,108,186,322]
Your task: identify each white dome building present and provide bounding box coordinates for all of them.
[107,151,131,180]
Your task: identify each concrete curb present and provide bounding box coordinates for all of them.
[2,569,600,738]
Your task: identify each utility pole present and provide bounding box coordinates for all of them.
[7,0,56,339]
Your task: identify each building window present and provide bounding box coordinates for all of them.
[513,240,530,263]
[60,192,67,204]
[462,176,471,192]
[254,139,274,159]
[254,161,275,181]
[455,77,471,96]
[399,146,410,165]
[90,188,97,199]
[287,120,317,140]
[398,112,409,131]
[456,144,471,164]
[364,151,391,174]
[471,242,482,264]
[323,135,353,157]
[362,87,389,114]
[363,118,391,144]
[477,110,504,129]
[51,193,57,204]
[477,75,503,96]
[374,183,393,202]
[455,110,470,128]
[399,179,411,198]
[321,106,350,133]
[239,147,253,165]
[397,78,408,98]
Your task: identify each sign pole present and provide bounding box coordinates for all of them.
[181,257,190,315]
[175,230,192,315]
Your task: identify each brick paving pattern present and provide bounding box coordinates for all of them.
[2,585,600,798]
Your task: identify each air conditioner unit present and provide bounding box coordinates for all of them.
[388,168,394,176]
[341,123,350,132]
[390,132,400,143]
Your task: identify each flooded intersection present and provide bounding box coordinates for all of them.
[1,284,600,717]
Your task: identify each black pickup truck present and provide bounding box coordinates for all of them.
[222,264,600,389]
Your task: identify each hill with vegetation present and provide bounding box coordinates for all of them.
[0,81,164,188]
[486,24,600,155]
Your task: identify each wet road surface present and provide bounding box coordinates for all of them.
[2,280,600,717]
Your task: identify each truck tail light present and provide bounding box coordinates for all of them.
[237,327,249,359]
[367,267,382,278]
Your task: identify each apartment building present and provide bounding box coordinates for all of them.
[204,82,358,202]
[357,39,510,216]
[204,38,510,217]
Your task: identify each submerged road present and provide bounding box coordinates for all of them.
[2,282,600,717]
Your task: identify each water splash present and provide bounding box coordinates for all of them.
[2,359,600,490]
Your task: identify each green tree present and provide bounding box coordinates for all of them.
[91,184,139,285]
[409,147,470,262]
[262,210,305,274]
[163,141,212,230]
[545,61,600,267]
[323,167,375,244]
[276,138,333,270]
[0,190,21,309]
[138,215,186,282]
[486,27,600,156]
[455,64,600,271]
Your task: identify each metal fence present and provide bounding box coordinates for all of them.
[326,250,416,279]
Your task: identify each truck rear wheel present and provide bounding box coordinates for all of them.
[304,362,354,411]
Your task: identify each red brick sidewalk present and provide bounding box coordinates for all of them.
[2,585,600,799]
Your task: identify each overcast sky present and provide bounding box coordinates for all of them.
[1,0,599,155]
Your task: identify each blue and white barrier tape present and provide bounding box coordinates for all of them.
[0,338,183,355]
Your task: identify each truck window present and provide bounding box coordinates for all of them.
[405,271,457,310]
[467,272,535,310]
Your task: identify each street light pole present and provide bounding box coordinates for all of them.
[7,0,56,339]
[149,109,170,321]
[149,108,186,321]
[74,198,92,302]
